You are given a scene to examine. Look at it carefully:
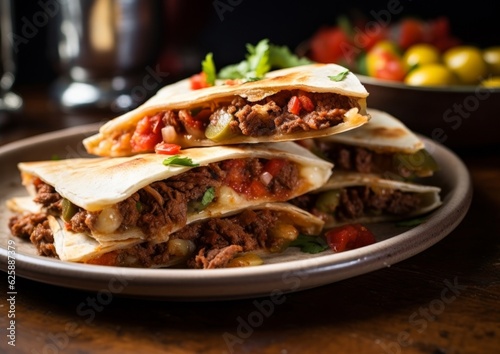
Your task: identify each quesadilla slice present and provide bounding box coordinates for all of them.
[83,63,370,157]
[7,142,333,267]
[300,109,438,179]
[31,202,324,269]
[290,172,442,228]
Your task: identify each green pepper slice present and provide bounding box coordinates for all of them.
[205,110,237,142]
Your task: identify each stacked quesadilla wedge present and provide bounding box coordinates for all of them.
[8,143,332,268]
[300,108,439,179]
[83,64,370,156]
[292,109,442,227]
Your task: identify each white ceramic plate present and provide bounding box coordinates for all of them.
[0,124,472,300]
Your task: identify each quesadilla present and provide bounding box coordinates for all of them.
[15,202,324,269]
[290,172,442,228]
[8,142,333,267]
[83,64,370,157]
[299,109,438,179]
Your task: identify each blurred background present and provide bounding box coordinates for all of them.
[1,0,499,144]
[13,0,498,86]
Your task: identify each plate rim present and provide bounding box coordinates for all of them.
[0,125,472,300]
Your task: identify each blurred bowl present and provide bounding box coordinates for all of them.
[357,75,500,148]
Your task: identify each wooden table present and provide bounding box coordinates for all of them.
[1,86,499,354]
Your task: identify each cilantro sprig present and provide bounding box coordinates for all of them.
[162,155,199,167]
[205,39,312,83]
[202,53,217,86]
[201,187,215,206]
[328,69,350,82]
[289,234,329,254]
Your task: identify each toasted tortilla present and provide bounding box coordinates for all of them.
[14,142,332,247]
[318,108,424,154]
[294,172,442,228]
[301,109,438,178]
[83,64,370,156]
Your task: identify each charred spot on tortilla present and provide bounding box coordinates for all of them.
[368,127,407,139]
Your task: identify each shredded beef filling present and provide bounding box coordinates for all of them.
[9,213,57,257]
[317,143,397,175]
[85,209,280,269]
[291,186,421,222]
[164,89,359,138]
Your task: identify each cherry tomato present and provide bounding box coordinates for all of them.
[154,142,181,155]
[480,76,500,87]
[443,46,488,85]
[483,46,500,76]
[325,223,376,252]
[395,18,425,50]
[403,43,440,70]
[425,17,461,52]
[366,40,407,81]
[309,26,353,64]
[404,63,457,86]
[366,45,407,82]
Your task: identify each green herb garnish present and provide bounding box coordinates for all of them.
[217,38,311,82]
[202,52,216,86]
[162,155,199,167]
[289,234,329,254]
[268,43,312,68]
[328,69,350,82]
[136,201,143,212]
[201,187,216,206]
[395,217,428,227]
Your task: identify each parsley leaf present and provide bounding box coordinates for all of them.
[202,52,216,86]
[246,39,271,79]
[269,44,312,68]
[162,155,199,167]
[328,69,350,82]
[289,234,329,254]
[218,39,270,80]
[201,187,215,206]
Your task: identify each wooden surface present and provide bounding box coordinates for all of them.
[1,86,499,354]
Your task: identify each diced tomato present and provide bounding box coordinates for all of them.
[263,159,287,177]
[190,72,211,90]
[287,96,302,115]
[222,159,248,194]
[248,180,268,199]
[298,94,314,112]
[325,223,376,252]
[130,114,165,153]
[179,109,206,131]
[155,142,181,155]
